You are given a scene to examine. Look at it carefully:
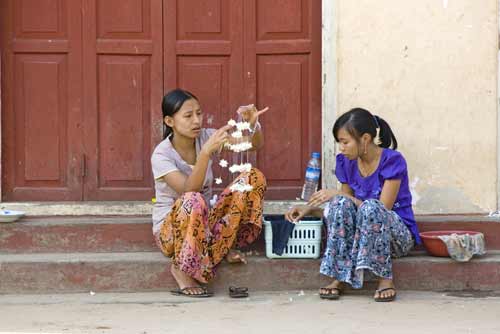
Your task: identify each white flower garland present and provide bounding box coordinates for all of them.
[216,118,257,193]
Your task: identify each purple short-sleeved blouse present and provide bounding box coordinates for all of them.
[335,149,421,244]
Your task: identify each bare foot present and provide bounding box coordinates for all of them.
[319,280,343,296]
[226,249,247,264]
[170,264,205,296]
[374,278,396,301]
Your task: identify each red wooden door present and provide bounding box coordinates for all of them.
[1,0,321,201]
[0,0,84,201]
[164,0,322,199]
[82,0,163,200]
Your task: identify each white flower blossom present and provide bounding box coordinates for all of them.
[229,142,252,152]
[209,194,218,206]
[227,119,237,127]
[215,177,223,185]
[236,121,251,131]
[229,163,252,174]
[229,180,253,193]
[219,159,228,168]
[231,130,243,138]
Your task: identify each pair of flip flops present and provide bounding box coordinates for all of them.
[374,287,397,302]
[170,286,213,298]
[170,286,249,298]
[319,287,342,300]
[229,286,249,298]
[319,287,397,302]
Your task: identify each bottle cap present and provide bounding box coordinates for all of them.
[312,152,321,159]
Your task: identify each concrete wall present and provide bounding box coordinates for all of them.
[333,0,498,214]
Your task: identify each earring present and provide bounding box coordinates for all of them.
[364,143,367,155]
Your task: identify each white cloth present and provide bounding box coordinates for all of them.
[438,233,486,262]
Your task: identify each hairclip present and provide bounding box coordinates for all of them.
[373,116,382,145]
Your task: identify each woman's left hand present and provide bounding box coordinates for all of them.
[237,104,269,128]
[307,189,339,208]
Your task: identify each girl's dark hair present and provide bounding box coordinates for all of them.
[161,88,198,139]
[332,108,398,150]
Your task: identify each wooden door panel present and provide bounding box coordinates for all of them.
[257,56,306,183]
[15,54,69,182]
[98,55,152,186]
[83,0,163,200]
[246,0,321,199]
[1,0,83,201]
[257,0,308,40]
[177,0,229,39]
[14,0,68,39]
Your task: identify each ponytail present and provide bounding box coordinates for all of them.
[374,115,398,150]
[163,123,173,140]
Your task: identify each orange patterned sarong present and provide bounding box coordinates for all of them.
[158,168,266,283]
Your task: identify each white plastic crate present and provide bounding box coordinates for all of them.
[263,216,323,259]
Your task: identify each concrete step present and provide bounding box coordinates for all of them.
[1,215,500,253]
[0,216,157,253]
[0,251,499,294]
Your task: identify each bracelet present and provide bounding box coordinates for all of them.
[249,121,262,134]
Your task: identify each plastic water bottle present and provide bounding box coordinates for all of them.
[301,152,321,201]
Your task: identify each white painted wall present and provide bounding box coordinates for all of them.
[323,0,498,214]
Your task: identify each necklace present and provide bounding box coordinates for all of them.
[358,149,382,177]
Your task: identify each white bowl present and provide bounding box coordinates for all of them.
[0,210,26,223]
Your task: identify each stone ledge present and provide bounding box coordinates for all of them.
[3,201,499,221]
[0,200,304,216]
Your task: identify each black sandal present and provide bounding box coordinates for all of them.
[229,286,249,298]
[374,287,397,302]
[170,286,213,298]
[319,287,342,300]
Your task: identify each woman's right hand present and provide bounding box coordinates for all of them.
[285,205,312,223]
[201,124,233,155]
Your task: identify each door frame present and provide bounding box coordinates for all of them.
[321,0,338,190]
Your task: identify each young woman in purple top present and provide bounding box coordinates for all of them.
[285,108,421,302]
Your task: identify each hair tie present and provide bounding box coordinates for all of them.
[373,115,382,145]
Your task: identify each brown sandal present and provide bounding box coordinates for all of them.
[374,287,397,302]
[229,286,249,298]
[319,287,342,300]
[170,286,213,298]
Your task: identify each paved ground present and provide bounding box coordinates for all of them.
[1,290,500,334]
